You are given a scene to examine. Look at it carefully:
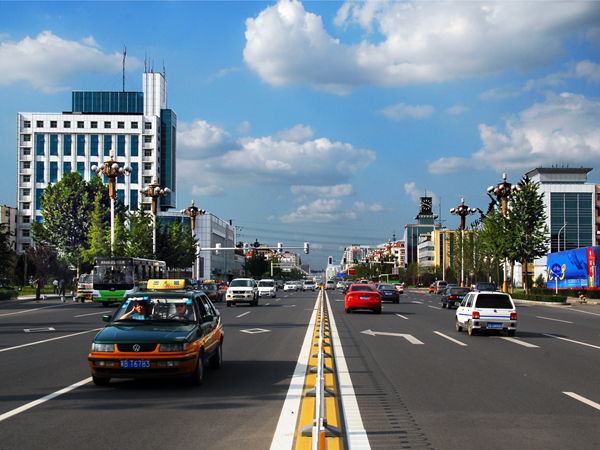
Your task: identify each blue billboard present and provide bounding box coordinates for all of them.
[547,246,600,289]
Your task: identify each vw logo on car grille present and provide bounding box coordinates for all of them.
[133,344,141,352]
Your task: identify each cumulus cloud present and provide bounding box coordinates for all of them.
[404,182,438,206]
[191,185,225,197]
[275,124,315,142]
[291,184,354,197]
[0,30,138,92]
[353,201,386,213]
[381,103,434,120]
[244,0,600,93]
[177,119,239,159]
[280,199,357,223]
[429,92,600,174]
[445,105,469,115]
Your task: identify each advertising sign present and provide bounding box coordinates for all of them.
[547,246,599,289]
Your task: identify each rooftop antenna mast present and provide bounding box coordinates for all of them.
[437,197,446,228]
[122,46,127,92]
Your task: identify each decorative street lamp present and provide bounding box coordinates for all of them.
[487,173,520,292]
[91,150,132,255]
[140,177,171,255]
[180,200,206,280]
[450,198,477,287]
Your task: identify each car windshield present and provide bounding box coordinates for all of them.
[474,294,513,309]
[448,287,471,295]
[351,285,376,292]
[378,284,397,290]
[230,280,253,287]
[200,284,217,291]
[477,283,496,290]
[259,281,274,287]
[113,297,197,322]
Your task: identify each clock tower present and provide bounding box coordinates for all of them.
[415,196,437,224]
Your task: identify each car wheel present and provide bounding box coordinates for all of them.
[191,351,204,386]
[507,330,516,337]
[226,302,231,307]
[468,322,477,336]
[345,308,351,314]
[442,302,446,308]
[394,299,399,304]
[455,319,462,332]
[374,308,381,314]
[209,341,222,369]
[102,302,109,307]
[92,374,110,386]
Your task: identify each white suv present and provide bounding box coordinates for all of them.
[303,280,317,291]
[455,291,517,336]
[258,279,277,298]
[226,278,259,307]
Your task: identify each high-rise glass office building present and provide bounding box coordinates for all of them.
[16,71,177,253]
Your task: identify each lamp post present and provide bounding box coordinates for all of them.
[558,222,568,253]
[91,150,132,255]
[450,198,477,287]
[487,173,520,293]
[180,200,206,280]
[140,177,171,255]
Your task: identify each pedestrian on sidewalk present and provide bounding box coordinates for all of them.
[34,278,41,303]
[53,279,58,294]
[59,278,66,302]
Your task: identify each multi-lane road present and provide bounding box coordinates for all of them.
[1,289,599,449]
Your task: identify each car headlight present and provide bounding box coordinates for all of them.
[92,343,115,352]
[159,343,190,352]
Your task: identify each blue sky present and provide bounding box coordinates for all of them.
[1,1,600,269]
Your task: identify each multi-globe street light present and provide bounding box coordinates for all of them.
[91,150,132,255]
[180,200,206,280]
[450,198,477,287]
[487,173,520,293]
[140,177,171,255]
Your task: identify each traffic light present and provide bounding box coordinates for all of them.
[380,260,384,266]
[354,259,359,264]
[365,258,369,264]
[304,242,309,254]
[328,256,333,265]
[215,243,221,255]
[343,257,347,264]
[278,242,283,253]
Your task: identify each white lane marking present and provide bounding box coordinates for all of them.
[0,329,103,353]
[325,292,372,450]
[396,314,409,320]
[564,392,600,411]
[536,316,573,324]
[361,330,424,344]
[236,311,251,318]
[412,301,423,304]
[570,309,600,317]
[269,294,319,450]
[24,328,55,333]
[428,305,441,310]
[0,377,92,423]
[433,331,467,347]
[544,334,600,350]
[74,311,108,318]
[496,337,539,348]
[240,328,270,334]
[0,304,64,317]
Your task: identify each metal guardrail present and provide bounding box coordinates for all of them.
[301,289,340,449]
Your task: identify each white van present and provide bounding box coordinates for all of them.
[325,280,335,290]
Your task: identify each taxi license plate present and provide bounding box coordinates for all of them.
[121,359,150,368]
[488,323,502,329]
[360,296,370,300]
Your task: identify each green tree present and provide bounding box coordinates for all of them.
[81,191,111,266]
[126,209,154,259]
[0,223,16,286]
[479,205,508,287]
[243,251,270,279]
[26,245,58,285]
[155,220,198,274]
[507,176,549,294]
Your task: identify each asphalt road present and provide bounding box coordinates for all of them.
[1,289,600,450]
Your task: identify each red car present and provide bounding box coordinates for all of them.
[345,284,382,314]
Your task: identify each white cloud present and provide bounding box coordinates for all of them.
[404,182,438,206]
[429,91,600,174]
[280,199,357,223]
[275,124,315,142]
[177,119,239,159]
[381,103,434,120]
[237,121,252,135]
[244,0,600,93]
[291,184,354,197]
[81,36,100,48]
[191,185,225,197]
[445,105,469,115]
[353,201,386,213]
[0,31,138,92]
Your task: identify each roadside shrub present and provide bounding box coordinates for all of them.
[511,293,567,302]
[0,289,19,301]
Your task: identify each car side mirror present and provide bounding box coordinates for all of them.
[102,314,111,322]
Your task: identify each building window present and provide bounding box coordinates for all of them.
[144,163,152,171]
[131,122,138,129]
[50,161,58,182]
[36,134,45,155]
[131,135,139,157]
[63,162,71,174]
[77,135,85,156]
[23,134,31,142]
[77,162,85,178]
[21,203,30,210]
[91,121,98,129]
[144,149,152,157]
[131,162,138,184]
[50,121,57,128]
[22,229,30,237]
[90,162,98,180]
[104,121,111,129]
[22,175,30,183]
[77,121,84,129]
[36,162,44,182]
[117,189,125,204]
[118,122,125,129]
[36,188,44,210]
[130,190,138,210]
[23,120,31,128]
[23,161,31,169]
[63,135,72,156]
[143,176,152,184]
[90,135,98,156]
[117,135,126,157]
[145,122,152,130]
[50,134,58,156]
[36,121,43,128]
[23,149,31,156]
[22,216,30,224]
[64,121,71,128]
[22,189,30,196]
[104,135,112,156]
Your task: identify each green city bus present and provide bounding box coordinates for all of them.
[92,257,166,306]
[378,273,401,285]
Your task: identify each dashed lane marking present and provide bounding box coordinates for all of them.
[564,392,600,411]
[494,337,539,348]
[236,311,251,318]
[433,331,467,346]
[396,314,409,320]
[536,316,573,324]
[544,334,600,350]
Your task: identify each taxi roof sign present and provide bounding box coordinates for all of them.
[147,279,185,290]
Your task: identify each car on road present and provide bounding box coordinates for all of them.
[76,273,94,302]
[284,281,298,291]
[258,279,277,298]
[429,283,435,293]
[345,283,382,314]
[473,281,497,292]
[434,280,448,294]
[226,278,259,307]
[441,286,471,309]
[336,280,345,289]
[455,291,517,336]
[200,282,224,302]
[376,283,400,304]
[303,280,317,291]
[88,279,223,386]
[325,280,336,290]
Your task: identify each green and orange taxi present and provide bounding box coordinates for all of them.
[88,279,223,386]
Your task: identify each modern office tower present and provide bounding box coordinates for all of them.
[16,70,176,253]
